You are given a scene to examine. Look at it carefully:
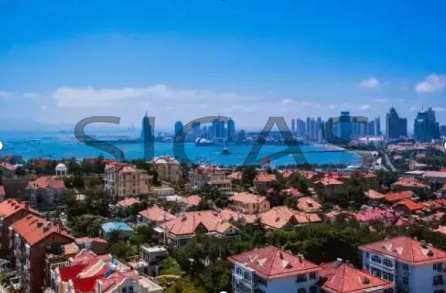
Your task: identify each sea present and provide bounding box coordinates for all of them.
[0,131,362,167]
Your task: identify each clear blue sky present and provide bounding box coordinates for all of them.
[0,0,445,131]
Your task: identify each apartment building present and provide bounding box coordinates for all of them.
[25,176,66,205]
[0,199,39,257]
[11,214,74,293]
[51,250,163,293]
[153,156,181,184]
[228,246,321,293]
[360,236,446,293]
[189,165,233,195]
[104,162,150,198]
[228,192,270,215]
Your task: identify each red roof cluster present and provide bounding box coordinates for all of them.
[348,208,400,223]
[12,214,73,245]
[393,199,425,212]
[297,197,322,213]
[29,176,65,189]
[228,246,320,280]
[360,236,446,265]
[0,199,38,219]
[319,262,393,293]
[257,206,322,229]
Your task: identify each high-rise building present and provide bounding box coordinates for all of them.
[306,117,311,139]
[340,111,352,141]
[367,120,375,136]
[386,107,407,140]
[291,119,296,133]
[414,108,440,142]
[296,119,306,137]
[441,125,446,137]
[228,118,236,142]
[192,120,201,138]
[375,117,381,136]
[212,116,225,140]
[141,112,153,141]
[175,121,184,137]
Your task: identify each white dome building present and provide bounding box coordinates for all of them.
[55,163,68,176]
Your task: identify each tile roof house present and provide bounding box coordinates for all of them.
[153,155,181,184]
[256,206,322,229]
[298,170,317,181]
[11,214,74,293]
[228,192,270,215]
[392,199,425,215]
[138,205,176,224]
[26,176,66,205]
[0,199,39,256]
[314,177,344,199]
[0,162,16,178]
[186,195,202,207]
[75,237,110,255]
[384,191,415,203]
[391,177,430,192]
[296,197,322,213]
[281,170,294,178]
[364,190,386,201]
[52,250,163,293]
[116,197,141,208]
[318,261,394,293]
[283,187,304,197]
[227,171,243,185]
[160,210,239,247]
[253,173,276,192]
[189,165,233,195]
[228,246,320,293]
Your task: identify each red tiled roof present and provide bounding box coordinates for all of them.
[228,246,320,280]
[315,178,344,186]
[0,162,15,172]
[75,237,108,245]
[360,236,446,265]
[229,192,267,204]
[63,242,80,256]
[282,170,294,178]
[12,214,73,245]
[433,226,446,236]
[138,205,176,223]
[186,195,202,206]
[393,199,425,211]
[349,208,400,223]
[228,171,243,180]
[161,210,237,236]
[72,275,104,293]
[59,264,88,281]
[319,262,393,293]
[298,170,317,180]
[392,177,429,189]
[116,197,141,208]
[254,174,276,183]
[283,187,303,197]
[29,176,65,189]
[297,197,322,213]
[0,199,38,219]
[259,206,322,229]
[384,191,414,203]
[365,190,386,200]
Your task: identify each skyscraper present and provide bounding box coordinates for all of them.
[228,118,236,142]
[141,112,152,141]
[192,121,201,138]
[175,121,184,136]
[367,120,375,136]
[414,108,440,142]
[296,119,306,137]
[291,119,296,134]
[212,116,225,141]
[340,111,352,141]
[386,107,407,140]
[440,125,446,137]
[375,117,381,136]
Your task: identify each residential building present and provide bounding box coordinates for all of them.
[228,171,243,186]
[296,197,322,213]
[319,260,394,293]
[186,195,202,208]
[283,187,304,197]
[160,210,239,247]
[51,250,163,293]
[189,165,233,195]
[314,177,344,199]
[391,177,429,193]
[253,174,276,193]
[116,197,142,212]
[104,162,150,198]
[11,214,74,293]
[228,192,270,215]
[384,191,415,204]
[392,199,425,216]
[74,237,109,255]
[139,246,168,276]
[422,171,446,184]
[0,162,16,179]
[360,236,446,293]
[386,107,407,140]
[0,199,39,257]
[101,222,133,240]
[228,246,321,293]
[414,108,440,142]
[26,176,66,205]
[251,206,322,229]
[138,205,176,224]
[153,156,181,184]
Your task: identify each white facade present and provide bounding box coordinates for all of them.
[231,262,318,293]
[361,249,446,293]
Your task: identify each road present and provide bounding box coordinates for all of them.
[383,152,397,172]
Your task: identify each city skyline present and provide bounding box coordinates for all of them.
[1,1,446,130]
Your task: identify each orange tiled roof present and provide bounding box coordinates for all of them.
[75,237,108,245]
[384,191,414,203]
[254,174,276,182]
[139,205,176,223]
[0,199,38,219]
[365,190,386,200]
[116,197,141,208]
[259,206,321,229]
[161,210,237,236]
[392,177,429,189]
[281,170,294,178]
[360,236,446,265]
[186,195,202,206]
[315,178,344,186]
[393,199,425,211]
[228,246,320,280]
[29,176,65,189]
[12,214,73,246]
[319,262,393,293]
[229,192,267,204]
[63,242,80,256]
[283,187,303,197]
[298,170,317,180]
[297,197,322,213]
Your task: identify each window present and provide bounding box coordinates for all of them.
[122,288,127,293]
[371,255,382,264]
[296,274,307,283]
[402,264,409,271]
[383,259,393,268]
[371,268,381,278]
[433,275,444,285]
[382,271,394,282]
[297,289,306,293]
[403,277,409,285]
[366,252,370,257]
[128,287,133,293]
[433,263,443,271]
[310,286,317,293]
[244,272,251,281]
[309,272,316,280]
[236,268,242,276]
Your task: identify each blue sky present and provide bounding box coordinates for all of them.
[0,0,446,131]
